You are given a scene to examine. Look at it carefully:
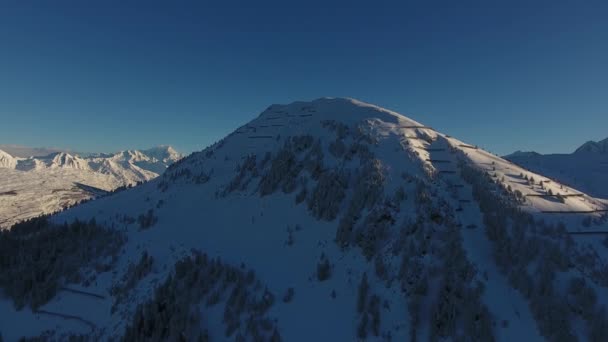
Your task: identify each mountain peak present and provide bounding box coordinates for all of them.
[0,148,13,158]
[259,97,425,129]
[44,152,91,170]
[0,149,18,168]
[3,99,608,341]
[0,146,181,228]
[0,144,72,158]
[141,145,182,163]
[574,137,608,154]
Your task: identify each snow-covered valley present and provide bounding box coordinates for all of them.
[0,146,181,228]
[1,98,607,341]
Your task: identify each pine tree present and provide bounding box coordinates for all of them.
[357,273,369,313]
[316,254,331,281]
[270,329,281,342]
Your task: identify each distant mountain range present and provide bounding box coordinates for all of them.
[0,146,182,228]
[505,137,608,199]
[0,144,73,158]
[575,137,608,154]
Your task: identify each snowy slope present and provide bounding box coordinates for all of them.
[0,168,115,229]
[0,146,182,228]
[506,138,608,199]
[4,146,182,183]
[1,98,607,341]
[0,150,19,169]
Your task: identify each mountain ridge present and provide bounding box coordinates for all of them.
[574,137,608,154]
[0,144,73,158]
[0,145,182,229]
[1,98,607,341]
[505,137,608,199]
[0,145,182,182]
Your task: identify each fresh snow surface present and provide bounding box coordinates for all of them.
[1,98,607,341]
[0,146,181,228]
[506,139,608,199]
[0,150,19,169]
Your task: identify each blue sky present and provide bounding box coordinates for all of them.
[1,0,607,155]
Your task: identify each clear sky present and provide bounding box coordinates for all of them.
[1,0,607,155]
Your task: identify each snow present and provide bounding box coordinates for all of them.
[506,144,608,199]
[0,146,181,229]
[430,134,606,217]
[1,97,607,341]
[0,145,71,158]
[0,149,19,169]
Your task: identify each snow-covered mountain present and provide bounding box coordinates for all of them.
[506,138,608,199]
[3,145,182,183]
[0,149,19,169]
[0,146,182,228]
[14,152,94,171]
[0,144,72,158]
[1,98,607,341]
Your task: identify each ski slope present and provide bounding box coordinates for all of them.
[506,143,608,200]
